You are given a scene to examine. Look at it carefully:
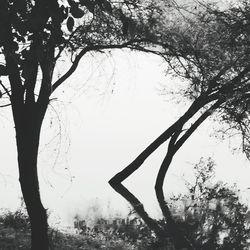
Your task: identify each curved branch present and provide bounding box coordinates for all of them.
[108,96,209,246]
[0,103,11,108]
[51,39,156,94]
[109,95,208,186]
[156,99,223,210]
[154,125,192,249]
[154,99,223,249]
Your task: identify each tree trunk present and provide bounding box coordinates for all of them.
[154,101,223,249]
[15,106,48,250]
[109,97,221,250]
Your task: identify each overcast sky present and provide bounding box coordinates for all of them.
[0,50,250,227]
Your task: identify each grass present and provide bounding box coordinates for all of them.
[0,207,169,250]
[0,225,152,250]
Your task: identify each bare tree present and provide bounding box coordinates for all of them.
[109,1,250,249]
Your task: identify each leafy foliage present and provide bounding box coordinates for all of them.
[0,198,30,231]
[147,1,250,158]
[169,158,250,249]
[0,209,30,231]
[0,0,163,106]
[0,207,168,250]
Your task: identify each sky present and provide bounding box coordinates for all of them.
[0,50,250,227]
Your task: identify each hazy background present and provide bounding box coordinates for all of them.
[0,50,249,227]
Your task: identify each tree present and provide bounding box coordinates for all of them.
[0,0,162,249]
[170,157,250,249]
[109,1,250,249]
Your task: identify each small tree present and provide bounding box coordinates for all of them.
[170,157,250,249]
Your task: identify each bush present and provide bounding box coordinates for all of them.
[169,157,250,249]
[0,209,30,231]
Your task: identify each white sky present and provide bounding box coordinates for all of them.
[0,50,250,227]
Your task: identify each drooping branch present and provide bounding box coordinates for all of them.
[51,39,163,93]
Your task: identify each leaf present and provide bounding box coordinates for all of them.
[66,16,74,32]
[80,0,95,13]
[70,6,85,18]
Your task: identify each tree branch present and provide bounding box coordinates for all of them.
[0,80,11,98]
[109,95,209,186]
[51,39,168,94]
[155,99,223,217]
[110,178,165,239]
[175,99,224,151]
[0,103,11,108]
[154,100,223,249]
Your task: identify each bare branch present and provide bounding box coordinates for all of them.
[0,80,11,98]
[0,103,11,108]
[175,100,224,152]
[51,39,156,93]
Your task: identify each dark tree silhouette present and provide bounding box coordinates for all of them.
[170,158,250,249]
[0,0,163,249]
[109,1,250,249]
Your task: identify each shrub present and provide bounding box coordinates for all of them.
[0,209,30,231]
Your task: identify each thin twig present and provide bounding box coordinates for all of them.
[0,80,11,98]
[0,103,11,108]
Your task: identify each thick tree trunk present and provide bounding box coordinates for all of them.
[15,107,48,250]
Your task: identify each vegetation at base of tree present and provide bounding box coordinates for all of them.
[0,208,164,250]
[1,167,249,250]
[0,227,140,250]
[168,157,250,250]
